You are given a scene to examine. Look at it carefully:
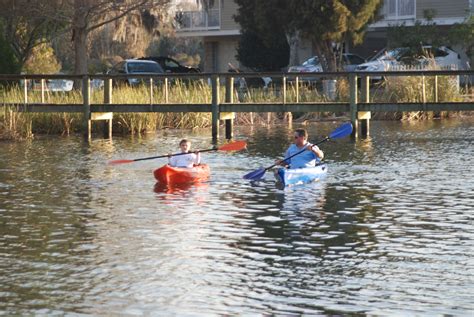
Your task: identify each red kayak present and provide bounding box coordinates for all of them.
[153,164,210,184]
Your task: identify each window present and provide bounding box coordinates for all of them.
[346,54,365,65]
[382,0,415,19]
[127,62,163,73]
[165,59,180,69]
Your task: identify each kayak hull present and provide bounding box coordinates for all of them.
[153,164,210,184]
[274,164,327,187]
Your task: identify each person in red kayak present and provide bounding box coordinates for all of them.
[277,128,324,168]
[168,139,201,168]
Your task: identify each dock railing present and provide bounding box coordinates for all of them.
[1,70,473,139]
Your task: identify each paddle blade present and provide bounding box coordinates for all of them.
[108,159,135,165]
[218,140,247,151]
[329,122,353,139]
[243,168,266,180]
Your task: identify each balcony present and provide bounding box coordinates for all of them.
[175,9,220,32]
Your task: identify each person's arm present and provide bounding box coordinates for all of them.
[306,144,324,160]
[168,154,175,166]
[195,152,201,165]
[276,147,291,166]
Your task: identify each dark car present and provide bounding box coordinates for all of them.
[108,59,164,86]
[138,56,200,73]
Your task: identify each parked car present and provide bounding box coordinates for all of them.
[288,53,366,73]
[108,59,164,86]
[355,46,463,75]
[138,56,200,73]
[23,78,74,92]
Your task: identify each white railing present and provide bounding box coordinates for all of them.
[381,0,416,20]
[175,9,220,31]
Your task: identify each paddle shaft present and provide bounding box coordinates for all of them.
[131,148,218,162]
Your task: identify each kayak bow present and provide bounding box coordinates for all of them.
[274,163,327,187]
[153,164,210,184]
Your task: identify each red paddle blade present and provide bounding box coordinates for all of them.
[218,140,247,151]
[108,159,135,165]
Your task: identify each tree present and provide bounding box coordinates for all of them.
[233,0,381,72]
[234,0,300,68]
[0,28,20,74]
[0,0,66,70]
[70,0,169,75]
[234,0,289,71]
[0,0,169,75]
[293,0,382,71]
[23,43,62,74]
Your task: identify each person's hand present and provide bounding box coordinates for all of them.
[306,145,313,151]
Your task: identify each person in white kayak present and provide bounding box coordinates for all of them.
[277,128,324,168]
[168,139,201,168]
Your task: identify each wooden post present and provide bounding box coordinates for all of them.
[359,75,371,137]
[283,75,292,124]
[224,76,234,140]
[349,74,358,138]
[434,75,438,103]
[211,75,220,140]
[164,77,169,103]
[149,78,154,104]
[82,76,91,139]
[41,79,46,103]
[422,75,426,103]
[104,78,113,138]
[295,76,299,103]
[23,78,28,104]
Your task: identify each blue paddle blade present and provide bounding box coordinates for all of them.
[243,168,266,180]
[329,122,353,139]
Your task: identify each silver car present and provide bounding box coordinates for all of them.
[355,46,463,74]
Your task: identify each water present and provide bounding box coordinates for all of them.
[0,119,473,315]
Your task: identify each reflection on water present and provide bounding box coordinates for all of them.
[0,120,473,315]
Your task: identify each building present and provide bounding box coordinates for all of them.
[175,0,473,72]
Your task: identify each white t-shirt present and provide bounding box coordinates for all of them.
[169,152,200,168]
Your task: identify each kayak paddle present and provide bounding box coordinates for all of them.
[109,140,247,165]
[243,122,353,181]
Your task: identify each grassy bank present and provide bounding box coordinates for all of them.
[0,75,469,140]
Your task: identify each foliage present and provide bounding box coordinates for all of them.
[233,0,381,72]
[0,0,67,68]
[293,0,382,71]
[234,0,291,71]
[447,16,474,62]
[0,28,20,74]
[387,11,446,48]
[236,29,289,71]
[388,13,474,63]
[23,42,61,74]
[148,35,203,68]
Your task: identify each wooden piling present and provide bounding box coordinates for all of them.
[82,76,91,140]
[224,77,234,140]
[211,75,220,140]
[359,75,371,137]
[349,74,358,138]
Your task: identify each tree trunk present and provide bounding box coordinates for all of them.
[285,30,300,67]
[73,28,88,75]
[73,0,89,76]
[314,40,337,72]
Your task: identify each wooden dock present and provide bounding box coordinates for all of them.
[1,70,473,139]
